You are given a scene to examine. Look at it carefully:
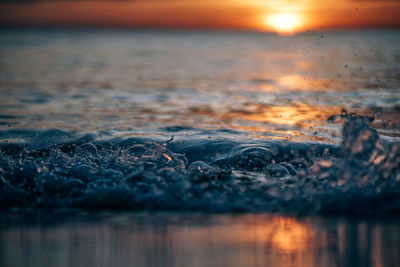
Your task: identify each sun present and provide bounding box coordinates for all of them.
[265,13,303,35]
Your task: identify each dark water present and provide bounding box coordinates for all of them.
[0,29,400,266]
[0,115,399,215]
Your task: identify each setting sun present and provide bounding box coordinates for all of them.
[266,13,303,34]
[1,0,400,31]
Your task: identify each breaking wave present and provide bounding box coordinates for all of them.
[1,112,399,215]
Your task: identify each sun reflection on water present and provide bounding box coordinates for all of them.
[230,103,342,127]
[239,217,317,252]
[2,213,400,267]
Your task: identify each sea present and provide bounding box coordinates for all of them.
[0,29,400,266]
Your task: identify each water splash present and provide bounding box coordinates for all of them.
[0,112,399,215]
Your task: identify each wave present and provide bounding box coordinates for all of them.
[0,112,399,215]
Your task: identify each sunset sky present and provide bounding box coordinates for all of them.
[1,0,400,34]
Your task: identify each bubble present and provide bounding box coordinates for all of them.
[0,115,399,215]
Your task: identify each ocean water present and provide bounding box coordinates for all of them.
[0,29,400,266]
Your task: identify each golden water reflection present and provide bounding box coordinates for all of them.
[220,217,317,252]
[277,75,337,91]
[1,212,400,267]
[230,103,341,126]
[219,103,343,141]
